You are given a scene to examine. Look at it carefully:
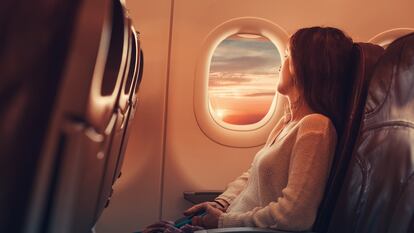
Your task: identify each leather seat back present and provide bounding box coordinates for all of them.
[314,43,385,232]
[113,29,144,184]
[0,1,83,232]
[96,24,143,221]
[0,0,138,232]
[328,33,414,233]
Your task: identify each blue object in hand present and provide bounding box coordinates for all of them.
[174,210,207,228]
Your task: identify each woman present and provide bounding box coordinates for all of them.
[144,26,354,232]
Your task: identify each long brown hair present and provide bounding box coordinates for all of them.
[289,27,354,133]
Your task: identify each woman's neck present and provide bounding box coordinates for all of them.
[286,96,314,122]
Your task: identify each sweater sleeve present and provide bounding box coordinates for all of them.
[214,166,252,208]
[218,126,337,231]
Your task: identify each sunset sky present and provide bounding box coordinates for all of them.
[209,34,281,125]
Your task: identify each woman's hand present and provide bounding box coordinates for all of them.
[184,201,226,214]
[183,202,224,229]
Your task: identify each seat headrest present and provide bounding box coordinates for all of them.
[364,32,414,123]
[348,43,385,119]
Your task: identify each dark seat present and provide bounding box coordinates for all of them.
[0,0,142,233]
[96,23,144,220]
[114,34,144,186]
[314,43,385,232]
[327,32,414,233]
[0,0,81,231]
[115,36,145,183]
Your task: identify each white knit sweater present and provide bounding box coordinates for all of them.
[215,113,337,231]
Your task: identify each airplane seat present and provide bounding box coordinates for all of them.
[113,33,144,184]
[313,43,385,232]
[0,0,139,232]
[96,23,143,220]
[41,0,131,232]
[326,32,414,233]
[95,17,133,221]
[0,1,82,232]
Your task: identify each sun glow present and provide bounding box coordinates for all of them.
[214,109,226,119]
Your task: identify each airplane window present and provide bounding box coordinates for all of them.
[208,33,280,126]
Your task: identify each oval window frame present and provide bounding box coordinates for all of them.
[194,17,289,148]
[369,28,414,48]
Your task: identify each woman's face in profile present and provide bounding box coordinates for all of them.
[277,46,295,96]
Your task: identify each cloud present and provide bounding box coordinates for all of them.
[210,56,277,73]
[241,91,276,97]
[209,88,277,100]
[210,36,282,74]
[209,72,278,89]
[209,72,252,87]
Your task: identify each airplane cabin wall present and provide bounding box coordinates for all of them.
[97,0,414,232]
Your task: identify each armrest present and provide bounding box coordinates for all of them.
[195,227,316,233]
[183,191,223,204]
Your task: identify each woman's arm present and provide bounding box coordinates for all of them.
[214,165,253,209]
[218,128,337,231]
[184,163,254,218]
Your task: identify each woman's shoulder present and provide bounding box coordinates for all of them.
[297,113,336,136]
